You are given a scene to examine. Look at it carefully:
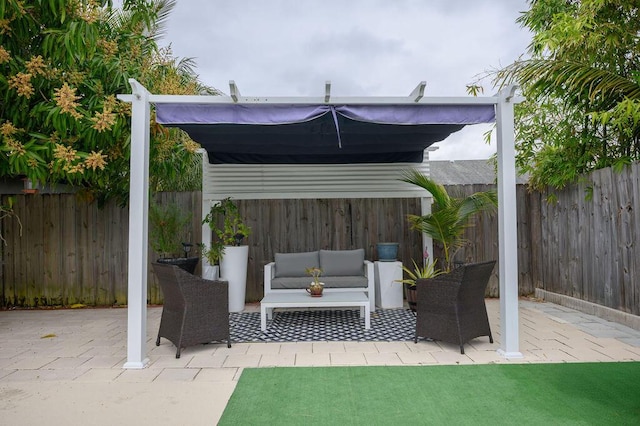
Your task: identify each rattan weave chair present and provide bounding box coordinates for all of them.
[414,260,496,354]
[152,263,231,358]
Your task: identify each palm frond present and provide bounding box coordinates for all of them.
[496,59,640,105]
[458,191,498,222]
[146,0,176,41]
[399,169,451,208]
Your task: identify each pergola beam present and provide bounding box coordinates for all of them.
[410,81,426,102]
[229,80,240,102]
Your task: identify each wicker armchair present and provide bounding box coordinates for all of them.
[152,263,231,358]
[414,260,496,354]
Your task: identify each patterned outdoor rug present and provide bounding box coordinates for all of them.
[230,308,416,343]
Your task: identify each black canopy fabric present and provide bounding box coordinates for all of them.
[155,103,496,164]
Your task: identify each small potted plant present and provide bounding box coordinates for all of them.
[395,252,441,312]
[305,266,324,297]
[149,200,199,273]
[199,239,225,280]
[202,198,251,312]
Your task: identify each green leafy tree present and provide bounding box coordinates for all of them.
[400,170,498,272]
[493,0,640,192]
[0,0,216,205]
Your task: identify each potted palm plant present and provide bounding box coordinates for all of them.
[203,198,251,312]
[395,256,441,312]
[399,169,498,272]
[149,200,199,273]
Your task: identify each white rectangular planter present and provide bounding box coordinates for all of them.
[374,261,404,309]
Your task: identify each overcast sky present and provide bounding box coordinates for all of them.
[159,0,532,160]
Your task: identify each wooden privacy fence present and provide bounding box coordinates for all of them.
[1,194,131,307]
[534,164,640,315]
[2,163,638,315]
[0,194,425,306]
[0,192,202,307]
[0,189,529,307]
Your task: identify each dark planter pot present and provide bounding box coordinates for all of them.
[404,283,417,313]
[376,242,399,261]
[157,257,199,274]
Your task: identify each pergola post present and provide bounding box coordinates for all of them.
[123,79,151,369]
[495,85,523,359]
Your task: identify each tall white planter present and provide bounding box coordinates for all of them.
[220,245,249,312]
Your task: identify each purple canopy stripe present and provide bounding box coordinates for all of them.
[154,103,496,164]
[155,103,496,125]
[156,104,330,125]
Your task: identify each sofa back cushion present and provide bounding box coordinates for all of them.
[274,251,320,278]
[319,249,364,276]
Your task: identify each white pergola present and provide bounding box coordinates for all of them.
[118,79,523,368]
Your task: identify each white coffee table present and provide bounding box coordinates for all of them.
[260,291,371,331]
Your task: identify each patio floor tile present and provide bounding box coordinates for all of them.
[116,369,162,383]
[397,351,439,365]
[222,354,262,368]
[294,353,331,366]
[193,367,239,382]
[6,357,56,370]
[526,349,579,362]
[278,342,314,354]
[187,354,227,369]
[363,352,404,366]
[148,355,193,369]
[77,356,125,369]
[330,353,367,365]
[312,342,346,353]
[154,368,200,382]
[246,343,282,355]
[44,357,91,369]
[74,368,124,382]
[258,354,296,367]
[1,368,88,382]
[374,341,413,353]
[344,342,379,353]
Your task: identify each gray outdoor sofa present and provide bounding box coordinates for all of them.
[263,249,375,311]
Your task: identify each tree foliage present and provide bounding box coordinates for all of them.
[0,0,216,205]
[494,0,640,191]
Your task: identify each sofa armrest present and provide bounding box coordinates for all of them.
[364,260,375,312]
[264,262,276,295]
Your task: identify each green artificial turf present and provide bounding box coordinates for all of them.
[218,362,640,425]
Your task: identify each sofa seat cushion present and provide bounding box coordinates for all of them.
[274,251,320,278]
[319,249,364,276]
[321,276,368,288]
[271,276,368,290]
